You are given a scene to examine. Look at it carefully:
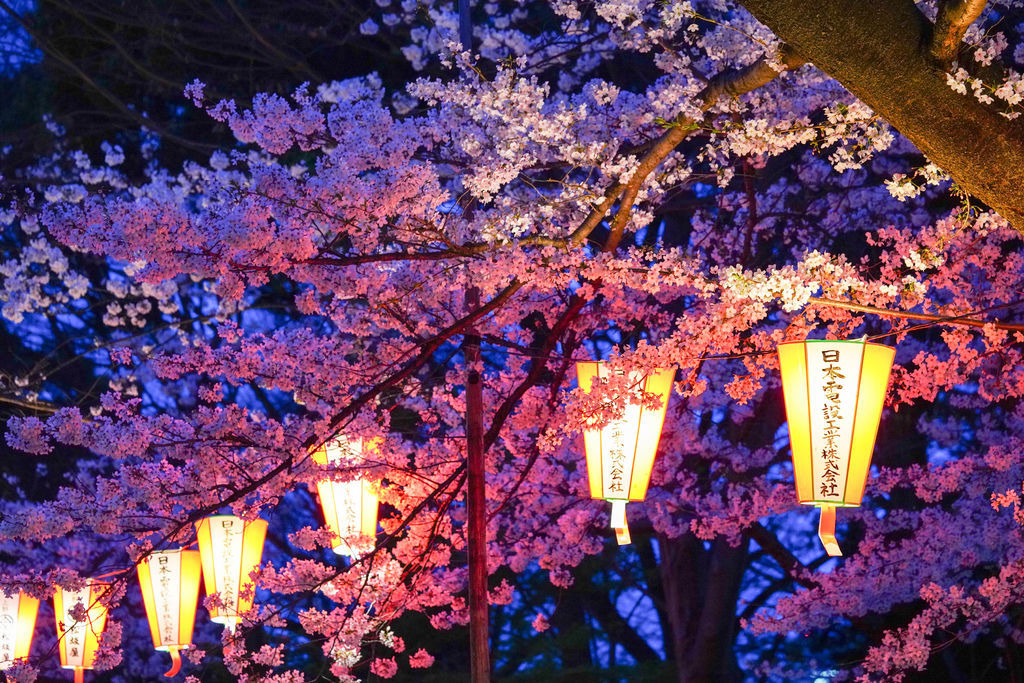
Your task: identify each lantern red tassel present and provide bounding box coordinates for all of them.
[164,647,182,677]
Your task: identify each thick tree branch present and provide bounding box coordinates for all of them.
[930,0,988,66]
[738,0,1024,230]
[602,48,806,252]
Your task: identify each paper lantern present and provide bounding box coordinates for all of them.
[53,581,109,683]
[576,362,674,545]
[194,515,267,629]
[311,436,380,557]
[0,591,39,669]
[778,338,895,556]
[137,549,202,677]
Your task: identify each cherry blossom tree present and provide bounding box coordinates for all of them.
[3,0,1024,681]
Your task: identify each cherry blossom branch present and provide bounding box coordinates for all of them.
[602,47,806,251]
[120,283,521,564]
[485,296,588,521]
[237,52,805,266]
[930,0,988,66]
[320,279,522,440]
[808,296,1024,332]
[483,295,587,452]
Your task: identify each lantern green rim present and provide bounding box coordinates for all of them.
[777,339,893,349]
[197,514,268,525]
[156,644,192,652]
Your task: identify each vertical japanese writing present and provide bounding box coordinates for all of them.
[220,520,239,617]
[607,421,627,495]
[155,554,176,645]
[60,587,89,667]
[0,594,15,667]
[603,368,630,497]
[820,349,844,498]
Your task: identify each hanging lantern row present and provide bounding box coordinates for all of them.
[576,337,895,556]
[0,336,896,679]
[0,514,268,681]
[0,433,378,681]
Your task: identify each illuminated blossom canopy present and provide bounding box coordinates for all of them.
[1,0,1024,680]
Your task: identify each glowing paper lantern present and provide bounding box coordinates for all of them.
[0,591,39,669]
[778,338,895,557]
[194,515,267,629]
[576,362,674,545]
[137,549,202,677]
[311,436,380,557]
[53,581,109,683]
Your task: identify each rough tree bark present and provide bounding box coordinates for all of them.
[738,0,1024,230]
[659,535,749,683]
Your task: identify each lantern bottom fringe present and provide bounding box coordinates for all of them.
[164,647,182,677]
[818,505,842,557]
[610,500,631,546]
[74,668,84,683]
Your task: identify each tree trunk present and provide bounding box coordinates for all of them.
[659,534,749,683]
[739,0,1024,229]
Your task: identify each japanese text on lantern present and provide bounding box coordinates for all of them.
[61,589,89,666]
[0,594,15,666]
[820,349,844,498]
[339,481,360,536]
[219,520,241,614]
[607,421,627,495]
[154,554,179,646]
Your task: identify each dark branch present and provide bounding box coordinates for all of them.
[748,523,819,589]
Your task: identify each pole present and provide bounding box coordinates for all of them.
[459,0,472,48]
[464,285,490,682]
[458,3,489,679]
